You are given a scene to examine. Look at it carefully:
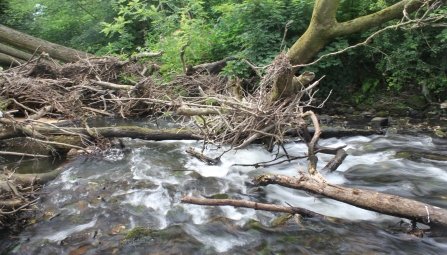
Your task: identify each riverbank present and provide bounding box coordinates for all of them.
[311,92,447,138]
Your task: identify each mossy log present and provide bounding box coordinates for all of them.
[1,126,201,141]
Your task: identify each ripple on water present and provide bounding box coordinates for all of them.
[5,134,447,254]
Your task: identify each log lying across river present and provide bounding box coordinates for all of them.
[0,126,202,141]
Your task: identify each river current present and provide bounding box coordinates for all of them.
[2,131,447,254]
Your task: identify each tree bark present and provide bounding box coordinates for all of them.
[274,0,430,99]
[0,52,25,66]
[253,173,447,235]
[0,24,91,63]
[0,125,201,141]
[186,147,221,165]
[0,43,35,65]
[287,0,427,67]
[181,196,336,220]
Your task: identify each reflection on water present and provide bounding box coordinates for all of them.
[2,134,447,254]
[0,154,66,174]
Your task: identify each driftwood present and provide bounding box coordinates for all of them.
[0,151,49,158]
[182,110,447,237]
[181,196,338,221]
[253,173,447,236]
[0,125,200,141]
[186,147,221,165]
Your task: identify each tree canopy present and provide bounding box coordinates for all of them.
[1,0,447,99]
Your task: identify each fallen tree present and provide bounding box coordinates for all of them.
[0,0,446,237]
[0,24,91,64]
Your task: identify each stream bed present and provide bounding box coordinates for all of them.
[2,131,447,254]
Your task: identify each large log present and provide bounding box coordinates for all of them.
[253,173,447,236]
[0,24,91,63]
[0,125,201,141]
[0,43,36,63]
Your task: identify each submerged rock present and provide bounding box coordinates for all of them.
[435,130,446,138]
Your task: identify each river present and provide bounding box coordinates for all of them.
[1,130,447,254]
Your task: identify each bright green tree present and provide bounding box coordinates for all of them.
[3,0,116,53]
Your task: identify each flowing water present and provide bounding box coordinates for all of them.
[2,131,447,254]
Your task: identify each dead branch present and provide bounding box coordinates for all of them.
[321,149,348,172]
[129,51,164,62]
[186,147,221,165]
[29,105,53,120]
[0,151,49,158]
[26,137,87,151]
[0,117,46,139]
[176,107,226,116]
[0,198,40,215]
[232,154,307,168]
[253,173,447,236]
[89,80,133,90]
[181,195,339,220]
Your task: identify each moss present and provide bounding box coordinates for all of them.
[336,107,347,114]
[356,103,369,111]
[210,193,229,199]
[375,111,388,117]
[407,95,427,110]
[395,152,411,159]
[435,130,446,138]
[388,104,408,115]
[48,135,84,153]
[123,226,152,242]
[271,213,293,227]
[244,219,265,230]
[423,154,447,161]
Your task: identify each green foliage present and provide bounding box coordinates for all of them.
[4,0,116,53]
[220,60,251,79]
[303,1,447,100]
[100,0,314,77]
[101,0,215,74]
[210,0,313,64]
[119,72,138,85]
[374,26,447,97]
[205,98,218,105]
[361,78,380,94]
[3,0,447,99]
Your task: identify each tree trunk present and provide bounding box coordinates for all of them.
[288,0,427,67]
[0,24,91,63]
[0,43,36,63]
[274,0,429,99]
[0,125,200,143]
[0,52,25,66]
[253,173,447,236]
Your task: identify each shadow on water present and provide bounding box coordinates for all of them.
[2,128,447,254]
